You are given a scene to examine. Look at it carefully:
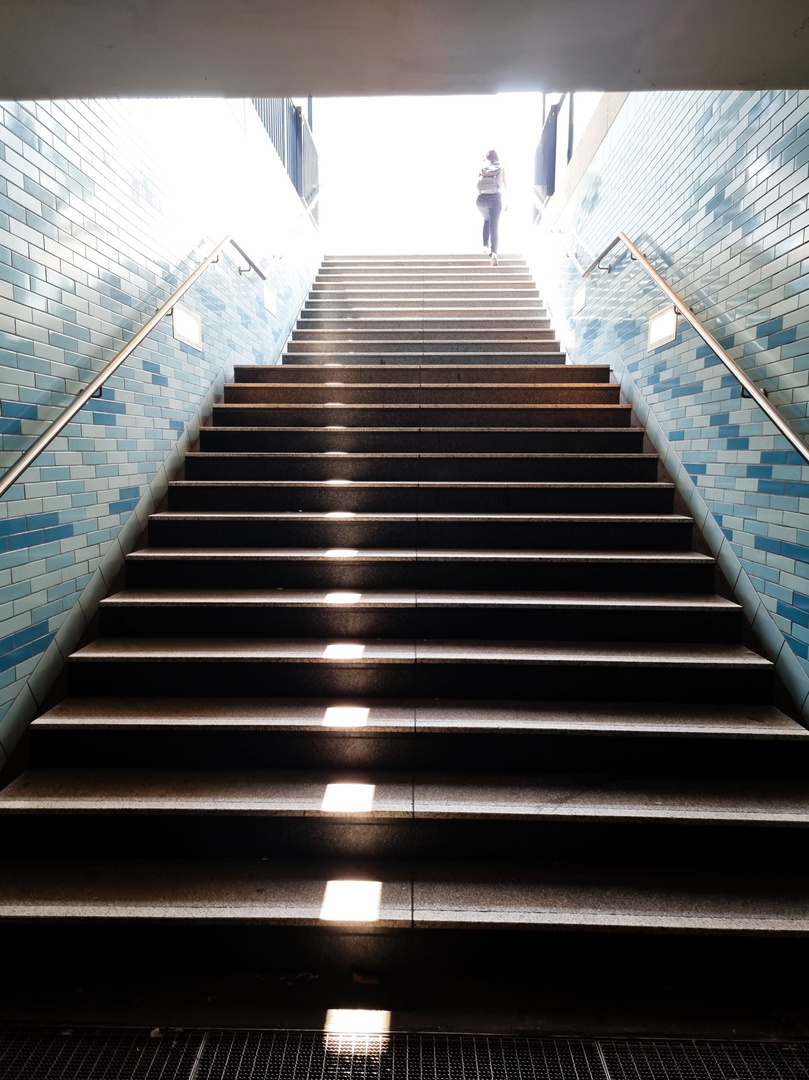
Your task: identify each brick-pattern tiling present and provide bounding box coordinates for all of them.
[531,90,809,696]
[0,98,320,743]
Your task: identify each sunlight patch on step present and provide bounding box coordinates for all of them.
[322,706,370,727]
[324,1010,391,1055]
[325,592,362,603]
[323,643,366,658]
[320,880,382,921]
[325,548,359,557]
[322,783,375,812]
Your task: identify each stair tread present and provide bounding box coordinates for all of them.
[149,511,692,525]
[33,698,805,738]
[185,452,656,459]
[3,768,809,823]
[0,858,805,932]
[70,638,769,667]
[170,481,672,490]
[127,548,712,562]
[101,589,738,611]
[228,382,605,389]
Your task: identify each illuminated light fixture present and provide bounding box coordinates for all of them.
[323,643,366,658]
[172,305,202,349]
[648,305,678,349]
[326,425,347,430]
[320,880,382,921]
[325,479,352,485]
[322,706,370,727]
[324,1009,391,1035]
[325,363,343,367]
[325,382,345,386]
[325,592,362,603]
[325,451,349,456]
[324,548,359,557]
[321,783,375,812]
[326,402,345,406]
[325,510,355,518]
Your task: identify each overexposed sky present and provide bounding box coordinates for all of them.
[312,93,545,256]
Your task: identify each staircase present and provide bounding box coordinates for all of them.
[3,254,809,1014]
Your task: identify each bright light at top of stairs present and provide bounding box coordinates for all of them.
[321,783,376,812]
[322,705,370,726]
[323,643,366,658]
[320,880,382,921]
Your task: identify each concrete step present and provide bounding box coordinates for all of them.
[286,340,562,354]
[184,452,658,483]
[295,318,552,331]
[67,638,772,703]
[31,697,807,776]
[289,324,557,336]
[232,364,609,384]
[222,384,617,406]
[282,351,568,364]
[147,511,695,551]
[98,589,740,643]
[3,767,808,862]
[303,300,548,312]
[166,480,675,514]
[125,547,715,593]
[198,426,646,454]
[210,404,627,428]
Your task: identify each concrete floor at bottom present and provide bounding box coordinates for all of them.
[3,950,807,1041]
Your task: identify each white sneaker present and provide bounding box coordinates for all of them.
[490,253,498,266]
[482,246,490,255]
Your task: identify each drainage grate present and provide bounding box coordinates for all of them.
[194,1032,604,1080]
[601,1040,809,1080]
[0,1027,203,1079]
[2,1031,809,1080]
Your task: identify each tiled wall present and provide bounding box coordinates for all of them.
[529,90,809,719]
[0,98,322,764]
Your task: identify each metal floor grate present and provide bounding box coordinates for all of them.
[2,1031,808,1080]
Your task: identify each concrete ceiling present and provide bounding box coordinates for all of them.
[1,0,809,100]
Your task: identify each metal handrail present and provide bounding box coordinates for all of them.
[557,229,809,466]
[0,233,241,501]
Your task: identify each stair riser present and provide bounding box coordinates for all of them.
[286,340,561,354]
[4,816,805,865]
[184,457,658,483]
[32,727,807,777]
[148,518,693,550]
[166,485,674,514]
[310,286,540,296]
[294,320,553,331]
[233,365,608,384]
[198,430,646,454]
[210,406,628,428]
[303,301,547,311]
[99,606,739,644]
[291,329,557,341]
[69,660,770,704]
[222,387,615,405]
[125,559,714,593]
[283,353,568,365]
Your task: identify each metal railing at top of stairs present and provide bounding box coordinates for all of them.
[0,234,268,502]
[552,226,809,467]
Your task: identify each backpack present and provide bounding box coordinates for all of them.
[477,163,502,194]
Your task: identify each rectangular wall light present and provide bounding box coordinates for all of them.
[648,305,678,349]
[172,305,202,349]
